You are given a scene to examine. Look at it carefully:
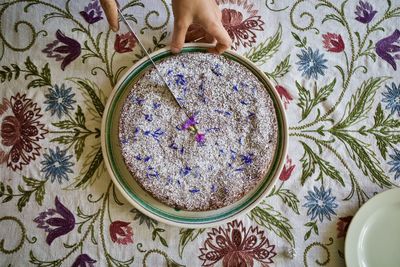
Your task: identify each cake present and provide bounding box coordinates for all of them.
[118,52,277,211]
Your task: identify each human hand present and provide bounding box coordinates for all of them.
[100,0,119,32]
[171,0,232,54]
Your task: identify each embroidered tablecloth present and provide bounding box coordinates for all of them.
[1,0,400,266]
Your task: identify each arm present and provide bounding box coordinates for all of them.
[100,0,232,54]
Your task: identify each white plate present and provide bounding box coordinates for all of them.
[345,188,400,267]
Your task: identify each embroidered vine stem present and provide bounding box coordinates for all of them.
[99,182,113,266]
[290,0,397,131]
[0,216,27,254]
[303,237,334,267]
[290,132,368,206]
[142,249,169,267]
[140,0,170,33]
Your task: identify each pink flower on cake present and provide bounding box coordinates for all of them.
[279,156,295,181]
[109,220,133,244]
[199,220,276,266]
[216,0,265,50]
[195,133,206,143]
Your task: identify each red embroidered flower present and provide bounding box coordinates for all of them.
[279,155,295,181]
[322,33,345,53]
[114,32,136,53]
[217,0,264,50]
[275,85,293,109]
[199,220,276,266]
[0,94,47,170]
[109,220,133,244]
[337,216,353,238]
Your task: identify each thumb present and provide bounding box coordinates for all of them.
[171,20,190,54]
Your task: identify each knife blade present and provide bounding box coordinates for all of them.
[117,8,185,110]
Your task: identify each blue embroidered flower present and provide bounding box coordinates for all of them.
[296,48,328,79]
[388,148,400,180]
[303,186,338,222]
[41,147,74,183]
[382,82,400,116]
[44,84,76,118]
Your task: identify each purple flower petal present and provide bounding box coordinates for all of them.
[376,29,400,70]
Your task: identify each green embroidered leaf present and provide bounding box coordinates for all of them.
[297,79,336,120]
[24,57,38,75]
[75,106,86,127]
[0,64,20,82]
[322,13,345,26]
[300,142,344,186]
[304,221,319,240]
[52,120,76,129]
[51,135,75,145]
[75,148,103,188]
[248,202,294,246]
[275,188,300,214]
[266,54,291,79]
[74,136,86,161]
[335,131,392,188]
[244,24,282,63]
[178,228,205,258]
[374,104,385,127]
[291,31,307,48]
[23,57,51,89]
[335,77,386,129]
[73,79,105,117]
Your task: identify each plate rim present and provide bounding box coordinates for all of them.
[345,187,400,266]
[101,43,288,228]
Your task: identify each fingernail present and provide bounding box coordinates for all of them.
[111,25,118,32]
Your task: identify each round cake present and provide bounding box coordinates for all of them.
[119,52,277,211]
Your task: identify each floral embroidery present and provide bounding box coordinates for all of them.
[80,0,103,24]
[275,85,293,109]
[41,147,74,184]
[322,33,345,53]
[109,220,134,244]
[0,94,48,171]
[388,148,400,180]
[71,254,97,267]
[114,32,136,53]
[34,196,75,245]
[42,30,81,70]
[296,48,328,80]
[376,29,400,71]
[199,220,276,267]
[217,0,264,50]
[279,155,295,181]
[336,216,353,238]
[355,1,377,24]
[44,84,76,118]
[304,186,338,222]
[382,82,400,115]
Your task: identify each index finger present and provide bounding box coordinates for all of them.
[100,0,119,32]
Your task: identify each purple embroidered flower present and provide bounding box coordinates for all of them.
[195,133,206,143]
[355,1,377,24]
[376,29,400,70]
[72,254,97,267]
[42,30,81,71]
[34,196,75,245]
[182,116,197,130]
[79,0,103,24]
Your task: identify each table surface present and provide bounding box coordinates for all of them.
[1,0,399,266]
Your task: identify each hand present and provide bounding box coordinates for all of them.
[171,0,232,54]
[100,0,119,32]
